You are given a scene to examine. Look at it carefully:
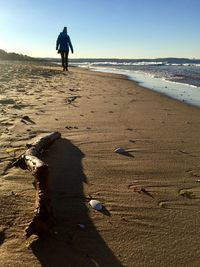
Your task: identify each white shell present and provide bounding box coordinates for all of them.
[89,199,103,211]
[114,147,125,153]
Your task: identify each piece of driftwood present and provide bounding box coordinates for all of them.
[13,131,61,238]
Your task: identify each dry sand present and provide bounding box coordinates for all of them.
[0,60,200,267]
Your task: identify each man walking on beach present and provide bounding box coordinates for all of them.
[56,27,74,71]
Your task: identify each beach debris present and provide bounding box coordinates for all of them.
[12,131,61,238]
[65,126,78,130]
[89,199,103,211]
[21,115,35,125]
[179,189,194,199]
[5,147,24,156]
[114,147,125,154]
[65,95,81,105]
[128,185,154,198]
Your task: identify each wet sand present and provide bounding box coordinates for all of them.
[0,60,200,267]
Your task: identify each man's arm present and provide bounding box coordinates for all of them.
[56,35,60,50]
[68,36,74,53]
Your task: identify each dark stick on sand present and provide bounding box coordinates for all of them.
[13,131,61,238]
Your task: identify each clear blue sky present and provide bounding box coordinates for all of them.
[0,0,200,59]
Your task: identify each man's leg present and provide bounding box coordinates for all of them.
[61,52,65,70]
[65,50,69,71]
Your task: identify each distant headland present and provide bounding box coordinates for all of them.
[0,49,36,61]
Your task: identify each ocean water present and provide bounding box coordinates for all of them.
[70,59,200,107]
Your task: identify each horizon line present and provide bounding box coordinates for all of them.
[39,56,200,60]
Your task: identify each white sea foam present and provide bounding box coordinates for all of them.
[70,61,200,68]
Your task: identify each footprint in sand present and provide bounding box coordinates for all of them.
[129,139,136,143]
[38,109,45,113]
[17,88,26,92]
[28,132,37,138]
[179,189,195,199]
[65,126,78,130]
[179,150,196,158]
[0,99,16,105]
[1,121,14,127]
[65,96,81,105]
[187,170,200,178]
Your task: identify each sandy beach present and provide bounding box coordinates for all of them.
[0,60,200,267]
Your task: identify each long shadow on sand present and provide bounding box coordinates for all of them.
[30,138,122,267]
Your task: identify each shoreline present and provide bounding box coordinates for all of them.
[89,66,200,108]
[1,61,200,266]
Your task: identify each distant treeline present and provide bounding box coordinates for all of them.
[0,49,35,61]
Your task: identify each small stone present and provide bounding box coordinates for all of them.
[114,147,125,154]
[89,199,103,211]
